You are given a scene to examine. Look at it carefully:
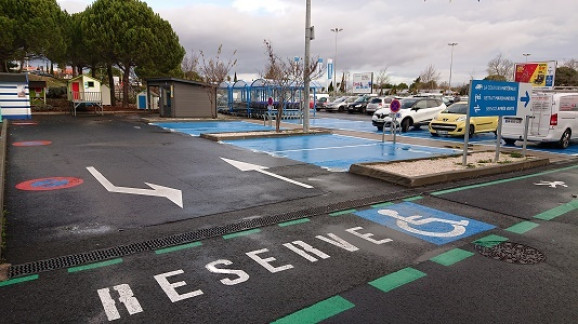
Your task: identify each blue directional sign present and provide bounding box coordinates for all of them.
[470,80,532,117]
[354,202,495,245]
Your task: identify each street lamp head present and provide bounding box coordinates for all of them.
[448,42,458,46]
[331,28,343,32]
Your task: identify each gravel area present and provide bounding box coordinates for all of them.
[375,151,528,176]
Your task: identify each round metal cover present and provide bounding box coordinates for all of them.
[475,242,545,265]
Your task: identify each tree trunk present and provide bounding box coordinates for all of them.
[122,67,130,108]
[107,64,116,107]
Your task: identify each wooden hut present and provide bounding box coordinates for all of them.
[0,73,31,120]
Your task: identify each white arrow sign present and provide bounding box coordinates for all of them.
[221,158,314,189]
[86,166,183,208]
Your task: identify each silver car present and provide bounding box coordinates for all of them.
[326,96,355,112]
[366,96,394,115]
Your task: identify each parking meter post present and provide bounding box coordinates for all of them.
[494,117,502,162]
[393,117,397,145]
[522,115,534,158]
[463,86,472,166]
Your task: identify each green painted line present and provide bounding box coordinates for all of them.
[403,196,423,202]
[534,199,578,220]
[329,209,356,217]
[68,258,123,273]
[505,221,539,234]
[0,274,39,287]
[278,218,310,227]
[223,228,261,240]
[155,241,202,255]
[431,164,578,196]
[271,295,354,324]
[430,248,474,266]
[371,202,394,208]
[369,267,426,293]
[472,234,508,247]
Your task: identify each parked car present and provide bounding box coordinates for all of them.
[326,96,355,112]
[429,102,498,137]
[315,97,329,111]
[372,97,446,132]
[502,92,578,148]
[366,96,394,115]
[346,95,373,114]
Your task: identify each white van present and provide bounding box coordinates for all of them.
[501,92,578,148]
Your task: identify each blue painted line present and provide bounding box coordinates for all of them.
[151,121,278,136]
[354,202,495,245]
[223,134,459,172]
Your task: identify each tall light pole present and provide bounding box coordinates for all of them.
[448,42,458,94]
[330,27,343,92]
[523,53,531,62]
[303,0,313,132]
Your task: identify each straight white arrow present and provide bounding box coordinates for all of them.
[221,158,314,189]
[86,166,183,208]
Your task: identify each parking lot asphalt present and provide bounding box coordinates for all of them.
[1,113,578,323]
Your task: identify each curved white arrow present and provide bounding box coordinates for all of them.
[221,158,313,189]
[86,166,183,208]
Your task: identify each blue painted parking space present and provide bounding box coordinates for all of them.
[222,134,459,171]
[296,118,578,155]
[151,121,277,136]
[354,202,495,245]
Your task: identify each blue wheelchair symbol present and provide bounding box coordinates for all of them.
[355,202,495,245]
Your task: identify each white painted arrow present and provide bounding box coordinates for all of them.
[220,158,313,189]
[86,166,183,208]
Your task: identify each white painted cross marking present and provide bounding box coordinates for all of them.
[220,158,314,189]
[534,180,568,188]
[87,166,183,208]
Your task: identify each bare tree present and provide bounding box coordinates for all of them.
[263,39,323,132]
[420,64,440,91]
[182,50,201,81]
[487,53,513,80]
[561,59,578,71]
[374,67,390,95]
[199,45,237,118]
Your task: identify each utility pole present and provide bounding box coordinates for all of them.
[448,42,458,94]
[303,0,313,132]
[330,27,343,93]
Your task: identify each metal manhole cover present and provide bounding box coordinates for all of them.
[474,242,545,265]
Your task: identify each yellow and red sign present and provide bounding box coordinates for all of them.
[514,61,556,90]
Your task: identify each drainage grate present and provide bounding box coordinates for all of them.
[474,242,545,265]
[9,190,415,278]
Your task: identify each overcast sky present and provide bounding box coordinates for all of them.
[57,0,577,87]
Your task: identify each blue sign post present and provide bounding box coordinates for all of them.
[463,80,532,164]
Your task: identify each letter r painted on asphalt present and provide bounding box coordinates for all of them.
[97,284,143,321]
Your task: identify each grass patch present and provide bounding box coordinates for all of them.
[509,152,524,158]
[476,159,493,163]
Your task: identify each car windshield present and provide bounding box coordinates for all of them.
[444,103,468,114]
[400,98,419,109]
[370,98,382,104]
[353,97,366,104]
[332,97,346,103]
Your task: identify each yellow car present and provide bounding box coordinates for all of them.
[429,102,498,137]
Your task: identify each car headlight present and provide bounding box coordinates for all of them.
[355,104,361,107]
[456,116,466,122]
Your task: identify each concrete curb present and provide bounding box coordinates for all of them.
[0,120,7,262]
[350,155,551,187]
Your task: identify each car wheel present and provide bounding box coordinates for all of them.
[559,129,571,149]
[338,106,344,112]
[401,119,411,132]
[431,132,439,137]
[469,125,475,137]
[504,138,516,145]
[377,126,383,132]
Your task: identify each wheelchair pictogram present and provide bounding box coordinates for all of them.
[354,202,495,245]
[378,209,469,238]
